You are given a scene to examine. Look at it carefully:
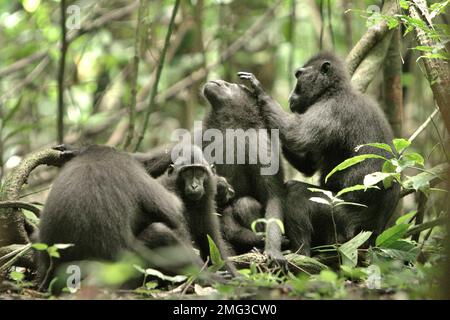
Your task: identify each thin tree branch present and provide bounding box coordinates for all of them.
[0,1,139,80]
[57,0,68,144]
[134,0,181,152]
[346,0,399,75]
[288,0,297,88]
[150,0,283,106]
[124,0,147,150]
[405,217,446,237]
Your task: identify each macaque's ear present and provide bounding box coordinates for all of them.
[168,164,175,175]
[320,61,331,74]
[210,163,216,174]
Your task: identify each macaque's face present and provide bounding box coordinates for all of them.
[203,80,255,109]
[289,59,334,113]
[179,167,208,201]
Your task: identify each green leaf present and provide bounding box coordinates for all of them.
[392,138,411,153]
[402,152,424,166]
[307,188,334,200]
[47,246,60,258]
[318,270,338,283]
[54,243,74,250]
[133,265,146,274]
[386,17,399,29]
[10,271,25,282]
[23,210,39,225]
[336,184,379,197]
[363,172,393,187]
[207,234,224,267]
[395,211,416,225]
[382,160,397,173]
[340,265,367,280]
[412,45,434,52]
[399,0,410,9]
[325,154,386,183]
[334,201,368,208]
[145,281,158,290]
[378,248,418,262]
[284,253,328,272]
[338,231,372,267]
[32,243,48,251]
[355,143,393,154]
[403,163,448,192]
[309,197,331,206]
[377,239,419,262]
[376,224,409,248]
[143,268,187,283]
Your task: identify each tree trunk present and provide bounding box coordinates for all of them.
[408,0,450,136]
[383,29,403,137]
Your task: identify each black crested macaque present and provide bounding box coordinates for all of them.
[202,80,287,264]
[215,176,236,208]
[221,197,265,255]
[238,51,400,254]
[37,145,203,289]
[213,176,265,255]
[158,144,239,277]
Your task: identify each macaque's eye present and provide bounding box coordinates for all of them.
[321,61,331,74]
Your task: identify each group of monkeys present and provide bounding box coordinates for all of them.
[36,52,400,289]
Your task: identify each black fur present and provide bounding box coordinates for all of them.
[238,52,400,253]
[201,80,287,264]
[37,145,202,289]
[158,144,239,276]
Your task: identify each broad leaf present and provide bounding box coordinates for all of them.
[47,246,60,258]
[403,163,448,192]
[334,201,368,208]
[143,268,187,283]
[54,243,74,250]
[395,211,417,225]
[207,234,224,267]
[393,138,411,153]
[10,271,25,282]
[375,224,409,248]
[363,172,393,187]
[32,243,48,251]
[325,154,386,183]
[336,184,379,197]
[307,188,334,200]
[377,239,419,262]
[355,143,393,154]
[309,197,330,206]
[338,231,372,267]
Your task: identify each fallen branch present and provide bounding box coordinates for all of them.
[0,244,34,273]
[0,148,68,247]
[229,251,328,274]
[0,201,41,216]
